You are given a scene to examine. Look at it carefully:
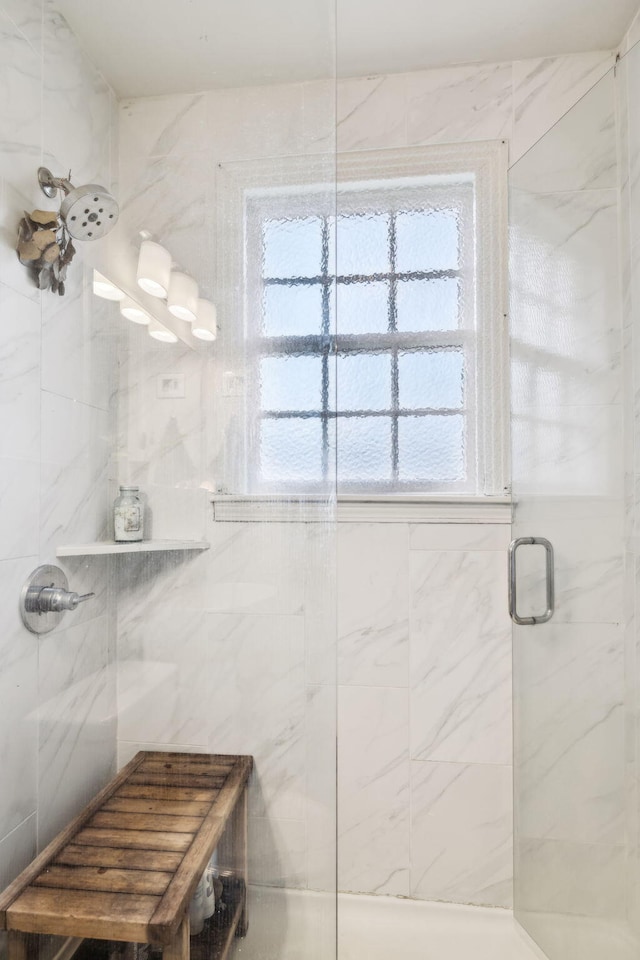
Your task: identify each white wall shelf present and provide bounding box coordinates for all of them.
[56,540,210,557]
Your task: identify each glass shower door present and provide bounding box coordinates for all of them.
[509,62,637,960]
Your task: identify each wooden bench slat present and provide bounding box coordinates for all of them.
[127,774,224,790]
[115,785,219,803]
[137,759,234,778]
[102,798,212,818]
[0,751,148,928]
[142,752,235,768]
[89,812,203,835]
[75,828,192,853]
[1,751,253,952]
[7,888,159,942]
[33,866,172,897]
[54,845,183,873]
[148,756,253,944]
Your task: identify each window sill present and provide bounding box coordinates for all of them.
[210,494,511,524]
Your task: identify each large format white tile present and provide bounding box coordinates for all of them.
[118,152,212,293]
[512,404,623,504]
[206,82,306,162]
[0,0,42,51]
[409,523,511,552]
[338,685,409,896]
[0,284,40,461]
[513,515,623,625]
[37,617,116,847]
[518,908,638,960]
[116,331,205,495]
[410,550,512,765]
[303,522,337,685]
[0,9,41,195]
[306,684,337,892]
[514,622,624,846]
[338,523,409,687]
[42,6,112,187]
[0,558,38,840]
[411,761,513,907]
[510,69,616,193]
[406,62,512,146]
[41,266,116,410]
[0,457,39,560]
[510,190,621,414]
[301,79,336,155]
[117,605,211,748]
[249,817,307,889]
[40,394,110,557]
[516,837,625,920]
[0,179,44,302]
[0,814,37,889]
[119,93,206,159]
[203,520,306,617]
[337,74,407,151]
[512,52,615,163]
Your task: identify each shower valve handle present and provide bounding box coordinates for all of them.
[20,565,96,634]
[33,587,95,613]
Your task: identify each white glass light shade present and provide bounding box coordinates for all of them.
[148,317,178,343]
[192,299,217,341]
[167,271,198,322]
[137,240,171,298]
[93,269,124,301]
[120,297,150,325]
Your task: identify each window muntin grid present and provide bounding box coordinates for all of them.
[247,180,479,493]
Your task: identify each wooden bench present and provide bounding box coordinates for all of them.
[0,751,253,960]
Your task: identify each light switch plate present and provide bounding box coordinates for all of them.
[156,374,186,399]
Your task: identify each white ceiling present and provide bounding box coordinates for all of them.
[58,0,638,98]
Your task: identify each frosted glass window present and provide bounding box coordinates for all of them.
[260,418,322,483]
[263,284,323,337]
[398,351,464,410]
[398,415,465,482]
[396,209,459,273]
[338,416,392,483]
[336,280,389,334]
[396,277,459,332]
[246,142,505,494]
[260,356,322,411]
[336,213,389,275]
[329,354,392,411]
[263,217,323,279]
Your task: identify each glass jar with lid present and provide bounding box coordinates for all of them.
[114,486,144,542]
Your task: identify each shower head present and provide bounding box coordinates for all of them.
[37,167,119,241]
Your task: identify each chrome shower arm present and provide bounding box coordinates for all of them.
[38,166,74,199]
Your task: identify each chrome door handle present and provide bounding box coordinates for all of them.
[509,537,554,625]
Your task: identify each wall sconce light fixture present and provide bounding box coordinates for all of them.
[192,299,217,341]
[120,297,151,325]
[93,270,124,301]
[137,240,171,298]
[167,271,198,322]
[148,317,178,343]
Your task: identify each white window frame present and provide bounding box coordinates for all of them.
[215,141,509,507]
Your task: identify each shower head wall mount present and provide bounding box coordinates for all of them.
[17,167,120,296]
[37,166,119,241]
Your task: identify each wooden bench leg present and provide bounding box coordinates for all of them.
[234,785,249,937]
[7,931,30,960]
[163,916,190,960]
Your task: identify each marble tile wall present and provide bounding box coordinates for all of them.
[0,0,118,920]
[337,522,513,906]
[618,26,640,949]
[509,57,633,960]
[114,45,621,913]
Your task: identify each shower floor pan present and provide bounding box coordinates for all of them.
[235,888,544,960]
